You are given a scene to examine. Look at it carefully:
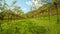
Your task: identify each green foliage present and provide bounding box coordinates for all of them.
[0,14,60,34]
[0,20,49,34]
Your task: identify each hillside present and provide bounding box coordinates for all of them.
[27,3,60,18]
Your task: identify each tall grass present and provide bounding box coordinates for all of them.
[0,14,60,34]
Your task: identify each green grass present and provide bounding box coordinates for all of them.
[0,15,60,34]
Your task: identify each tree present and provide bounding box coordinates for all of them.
[31,0,42,10]
[0,0,26,20]
[53,0,59,24]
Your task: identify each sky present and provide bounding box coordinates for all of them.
[6,0,52,13]
[6,0,32,13]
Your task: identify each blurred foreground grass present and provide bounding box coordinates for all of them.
[0,15,60,34]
